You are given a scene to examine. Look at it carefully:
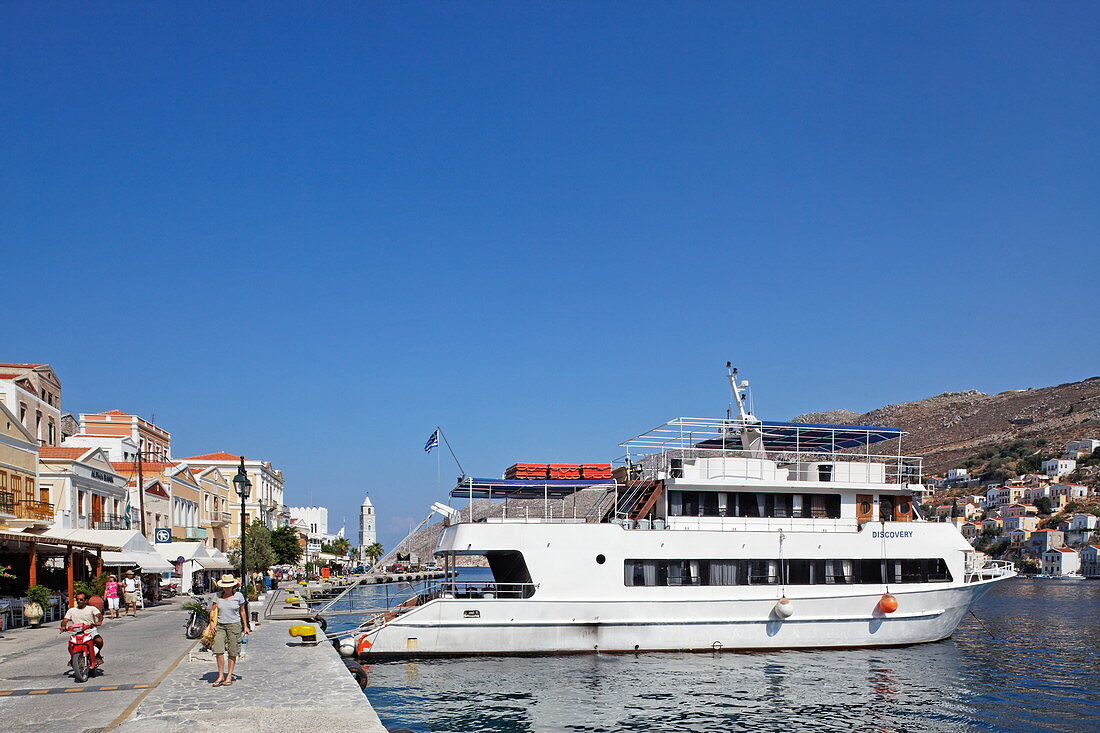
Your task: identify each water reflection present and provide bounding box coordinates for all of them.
[361,579,1100,733]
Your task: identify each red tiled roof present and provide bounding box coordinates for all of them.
[110,461,179,472]
[39,447,90,459]
[93,410,129,416]
[0,373,19,379]
[0,363,45,368]
[179,452,240,461]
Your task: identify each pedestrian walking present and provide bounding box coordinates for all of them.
[208,574,251,687]
[104,575,121,619]
[123,570,140,616]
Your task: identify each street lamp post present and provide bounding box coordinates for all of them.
[232,457,252,613]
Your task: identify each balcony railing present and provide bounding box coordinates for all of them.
[15,499,54,521]
[204,510,232,525]
[0,491,15,516]
[92,515,129,530]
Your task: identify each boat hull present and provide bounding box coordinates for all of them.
[362,575,1007,657]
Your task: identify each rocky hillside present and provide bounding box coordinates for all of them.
[791,376,1100,474]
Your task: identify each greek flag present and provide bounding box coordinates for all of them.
[424,429,440,453]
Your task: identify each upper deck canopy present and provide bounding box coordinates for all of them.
[622,417,906,454]
[450,477,617,500]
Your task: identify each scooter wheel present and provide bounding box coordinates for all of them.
[72,652,89,683]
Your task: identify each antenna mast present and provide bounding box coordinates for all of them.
[726,362,754,423]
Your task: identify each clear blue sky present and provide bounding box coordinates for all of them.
[3,4,1097,548]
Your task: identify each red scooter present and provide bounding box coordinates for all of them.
[66,623,101,682]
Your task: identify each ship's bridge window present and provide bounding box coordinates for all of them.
[667,491,841,519]
[624,558,952,586]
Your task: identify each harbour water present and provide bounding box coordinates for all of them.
[349,573,1099,732]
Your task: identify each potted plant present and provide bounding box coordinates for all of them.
[74,580,105,612]
[24,585,51,628]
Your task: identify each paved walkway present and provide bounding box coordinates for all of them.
[0,597,195,733]
[115,617,387,732]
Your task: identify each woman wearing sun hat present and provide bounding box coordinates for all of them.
[104,574,121,619]
[207,574,251,686]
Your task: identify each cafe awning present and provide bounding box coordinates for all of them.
[0,528,118,551]
[195,558,235,570]
[101,550,174,573]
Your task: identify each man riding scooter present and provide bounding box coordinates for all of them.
[61,591,105,664]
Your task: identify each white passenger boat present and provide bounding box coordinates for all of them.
[358,370,1015,657]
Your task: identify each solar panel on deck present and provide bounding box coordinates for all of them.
[695,421,904,452]
[449,478,616,500]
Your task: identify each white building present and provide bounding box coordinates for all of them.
[1066,512,1099,545]
[946,468,969,481]
[1041,458,1076,478]
[359,494,377,549]
[1069,513,1098,532]
[289,505,329,536]
[63,432,140,463]
[288,505,344,562]
[1063,439,1100,459]
[1041,547,1080,576]
[1081,545,1100,578]
[38,446,129,530]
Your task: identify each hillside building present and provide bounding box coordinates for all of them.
[1041,547,1080,576]
[1081,546,1100,578]
[1063,439,1100,459]
[1041,458,1076,478]
[1027,529,1065,555]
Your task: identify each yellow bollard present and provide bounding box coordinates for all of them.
[288,624,318,643]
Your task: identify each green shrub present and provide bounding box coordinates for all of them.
[25,584,51,608]
[181,599,211,623]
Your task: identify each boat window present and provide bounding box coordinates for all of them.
[667,491,841,519]
[625,558,952,586]
[484,551,536,598]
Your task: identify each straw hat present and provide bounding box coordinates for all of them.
[125,570,134,575]
[216,574,240,588]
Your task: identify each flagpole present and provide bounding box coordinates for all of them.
[436,427,441,491]
[436,428,466,478]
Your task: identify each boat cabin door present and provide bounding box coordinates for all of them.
[856,494,874,524]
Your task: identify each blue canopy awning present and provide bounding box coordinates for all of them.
[450,478,617,500]
[696,421,905,452]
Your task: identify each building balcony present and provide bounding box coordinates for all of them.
[203,511,232,527]
[15,499,54,521]
[181,527,207,540]
[8,499,54,528]
[92,514,129,530]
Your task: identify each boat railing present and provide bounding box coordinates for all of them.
[437,580,538,600]
[479,501,588,524]
[963,557,1015,583]
[619,446,923,485]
